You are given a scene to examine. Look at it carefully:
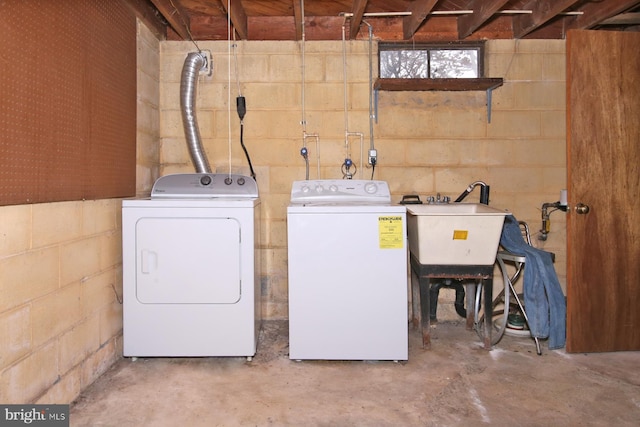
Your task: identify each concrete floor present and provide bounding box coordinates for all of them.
[70,320,640,426]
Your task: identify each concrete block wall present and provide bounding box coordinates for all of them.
[159,39,567,321]
[137,20,161,196]
[0,200,122,403]
[0,20,160,404]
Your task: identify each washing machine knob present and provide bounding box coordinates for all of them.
[364,182,378,194]
[301,185,310,193]
[315,185,324,193]
[329,185,338,192]
[238,177,245,185]
[224,177,233,185]
[200,175,212,186]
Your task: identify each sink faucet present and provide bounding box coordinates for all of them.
[455,181,490,205]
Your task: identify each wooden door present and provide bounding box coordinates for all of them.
[566,30,640,353]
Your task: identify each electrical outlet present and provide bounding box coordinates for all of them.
[368,149,377,165]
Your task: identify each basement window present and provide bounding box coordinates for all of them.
[375,41,501,92]
[379,41,484,79]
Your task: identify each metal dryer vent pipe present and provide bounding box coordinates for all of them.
[181,52,212,174]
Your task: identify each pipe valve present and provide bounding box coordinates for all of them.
[539,201,568,241]
[342,158,355,179]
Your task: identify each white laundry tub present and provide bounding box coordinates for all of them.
[407,203,510,265]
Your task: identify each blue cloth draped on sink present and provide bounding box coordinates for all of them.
[499,215,567,349]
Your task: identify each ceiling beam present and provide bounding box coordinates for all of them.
[122,0,167,39]
[457,0,510,39]
[149,0,191,40]
[403,0,439,39]
[293,0,303,40]
[513,0,580,39]
[349,0,369,39]
[566,0,640,30]
[219,0,248,40]
[599,12,640,25]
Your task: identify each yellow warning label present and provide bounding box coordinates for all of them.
[379,216,404,249]
[453,230,468,240]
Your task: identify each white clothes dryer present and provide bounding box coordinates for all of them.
[287,180,408,361]
[122,173,260,358]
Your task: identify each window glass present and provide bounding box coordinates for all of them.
[379,43,483,79]
[429,49,478,78]
[380,49,429,78]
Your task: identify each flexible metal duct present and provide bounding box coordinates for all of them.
[180,52,211,173]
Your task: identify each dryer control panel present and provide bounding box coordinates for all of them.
[290,179,391,204]
[152,173,258,198]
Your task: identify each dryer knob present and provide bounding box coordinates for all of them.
[238,177,245,185]
[224,177,233,185]
[200,175,212,186]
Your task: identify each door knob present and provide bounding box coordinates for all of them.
[575,203,590,214]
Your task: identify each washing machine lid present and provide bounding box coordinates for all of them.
[151,173,258,199]
[290,179,391,205]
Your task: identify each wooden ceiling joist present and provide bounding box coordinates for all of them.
[512,0,580,39]
[293,0,303,40]
[403,0,439,39]
[457,0,510,39]
[151,0,640,42]
[123,0,167,39]
[219,0,248,40]
[149,0,191,40]
[567,0,640,30]
[349,0,369,39]
[600,12,640,25]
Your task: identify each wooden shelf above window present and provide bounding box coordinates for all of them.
[374,78,503,92]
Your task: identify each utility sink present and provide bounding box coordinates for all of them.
[407,203,510,266]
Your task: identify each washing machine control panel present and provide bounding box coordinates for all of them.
[151,173,258,198]
[290,180,391,204]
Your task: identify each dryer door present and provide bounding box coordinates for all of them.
[135,217,241,304]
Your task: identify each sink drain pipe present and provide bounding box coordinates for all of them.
[430,182,491,320]
[429,280,467,321]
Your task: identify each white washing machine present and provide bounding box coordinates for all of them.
[287,179,408,361]
[122,173,260,358]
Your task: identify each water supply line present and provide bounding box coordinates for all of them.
[539,201,568,241]
[300,0,320,180]
[180,51,212,174]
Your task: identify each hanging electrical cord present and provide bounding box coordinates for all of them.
[233,40,256,181]
[233,35,242,96]
[237,94,256,180]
